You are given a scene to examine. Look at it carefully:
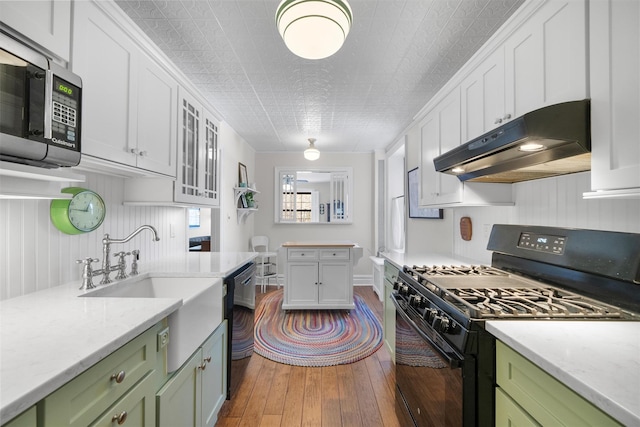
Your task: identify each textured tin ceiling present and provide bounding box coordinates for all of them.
[116,0,525,154]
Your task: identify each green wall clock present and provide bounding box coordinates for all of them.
[50,187,106,234]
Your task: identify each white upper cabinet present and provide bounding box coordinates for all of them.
[461,47,506,141]
[504,0,587,119]
[71,0,177,177]
[461,0,587,144]
[585,0,640,199]
[0,0,71,61]
[174,88,220,206]
[420,88,464,206]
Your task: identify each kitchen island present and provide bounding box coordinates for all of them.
[280,241,363,310]
[0,251,255,424]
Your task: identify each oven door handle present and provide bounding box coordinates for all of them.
[390,295,462,368]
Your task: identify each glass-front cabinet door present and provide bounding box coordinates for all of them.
[176,88,220,206]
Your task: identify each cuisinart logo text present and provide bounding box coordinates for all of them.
[51,137,77,149]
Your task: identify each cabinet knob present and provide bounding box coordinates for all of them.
[111,411,128,425]
[110,370,126,384]
[139,150,147,157]
[198,363,207,370]
[204,356,212,363]
[494,118,503,124]
[129,148,138,155]
[503,113,512,121]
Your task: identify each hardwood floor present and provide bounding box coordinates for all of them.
[215,286,401,427]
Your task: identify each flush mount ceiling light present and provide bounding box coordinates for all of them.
[276,0,353,60]
[304,138,320,160]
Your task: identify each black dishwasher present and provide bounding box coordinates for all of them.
[223,262,255,399]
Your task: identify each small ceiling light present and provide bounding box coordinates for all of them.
[275,0,353,60]
[519,143,546,152]
[304,138,320,161]
[451,167,465,174]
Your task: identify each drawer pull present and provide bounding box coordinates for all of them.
[110,370,126,384]
[111,411,127,425]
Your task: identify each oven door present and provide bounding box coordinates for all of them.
[392,295,465,427]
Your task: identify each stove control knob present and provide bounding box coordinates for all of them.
[424,308,438,323]
[409,295,421,308]
[434,316,451,333]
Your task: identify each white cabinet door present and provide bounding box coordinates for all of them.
[588,0,640,195]
[286,262,318,306]
[504,0,587,119]
[460,47,506,142]
[135,53,178,177]
[72,0,137,167]
[72,1,178,177]
[419,88,462,206]
[0,0,71,61]
[175,89,220,206]
[318,262,350,306]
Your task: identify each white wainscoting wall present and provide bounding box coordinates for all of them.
[0,172,188,300]
[453,172,640,263]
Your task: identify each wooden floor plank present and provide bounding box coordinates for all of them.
[215,286,400,427]
[238,356,277,427]
[281,365,307,427]
[263,362,292,415]
[302,368,323,426]
[336,364,363,427]
[321,366,342,427]
[352,359,385,427]
[259,414,282,427]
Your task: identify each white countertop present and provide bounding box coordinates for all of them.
[0,251,256,423]
[487,321,640,426]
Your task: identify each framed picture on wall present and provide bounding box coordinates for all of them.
[238,162,248,186]
[408,167,444,219]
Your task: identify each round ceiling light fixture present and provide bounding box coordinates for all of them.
[304,138,320,160]
[276,0,353,60]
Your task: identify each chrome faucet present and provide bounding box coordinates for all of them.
[96,225,160,285]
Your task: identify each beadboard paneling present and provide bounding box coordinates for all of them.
[0,172,188,300]
[453,172,640,262]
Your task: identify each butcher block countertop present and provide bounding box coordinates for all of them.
[281,241,357,247]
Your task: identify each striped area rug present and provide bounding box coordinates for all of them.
[254,289,383,367]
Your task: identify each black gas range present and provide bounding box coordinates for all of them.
[392,225,640,427]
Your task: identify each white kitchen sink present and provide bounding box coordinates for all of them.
[80,275,223,372]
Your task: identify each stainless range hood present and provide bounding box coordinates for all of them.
[433,100,591,183]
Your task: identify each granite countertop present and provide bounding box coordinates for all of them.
[487,321,640,426]
[0,251,256,423]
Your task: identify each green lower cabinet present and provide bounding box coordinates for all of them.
[495,387,541,427]
[43,322,163,427]
[3,406,36,427]
[90,373,156,427]
[495,341,623,427]
[157,320,227,427]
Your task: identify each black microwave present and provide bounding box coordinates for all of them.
[0,31,82,168]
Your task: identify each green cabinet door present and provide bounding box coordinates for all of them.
[90,374,156,427]
[201,321,227,427]
[3,407,36,427]
[157,349,202,427]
